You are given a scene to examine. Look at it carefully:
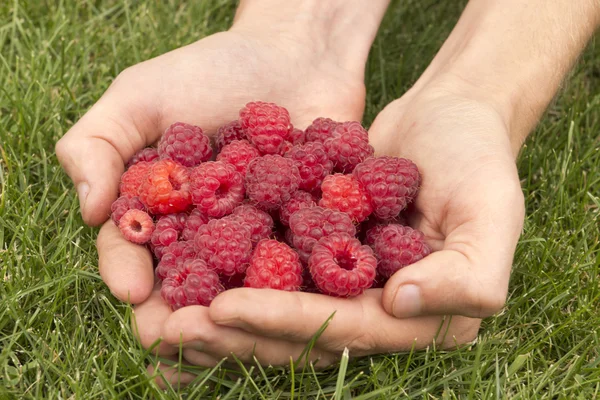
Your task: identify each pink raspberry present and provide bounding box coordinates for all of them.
[289,128,306,145]
[194,218,253,276]
[119,161,152,198]
[111,196,146,224]
[353,156,421,220]
[216,120,247,151]
[244,239,303,291]
[371,224,432,278]
[361,216,408,246]
[158,122,212,167]
[138,159,192,215]
[319,174,372,222]
[216,140,260,175]
[240,101,292,155]
[181,208,209,241]
[118,209,155,245]
[150,213,188,259]
[155,240,197,281]
[288,206,356,263]
[245,155,301,211]
[279,190,317,226]
[284,142,333,193]
[161,259,223,310]
[189,161,245,218]
[324,121,374,173]
[230,204,274,246]
[309,233,376,297]
[126,147,159,168]
[304,117,339,143]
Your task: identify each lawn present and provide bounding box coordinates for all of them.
[1,0,599,398]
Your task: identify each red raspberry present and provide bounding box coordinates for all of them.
[194,218,253,276]
[158,122,212,167]
[161,259,223,310]
[119,161,152,198]
[150,213,188,259]
[216,120,247,151]
[371,224,432,278]
[309,233,376,297]
[244,239,303,291]
[289,128,306,145]
[216,140,260,175]
[305,117,339,143]
[230,204,274,246]
[288,206,356,263]
[284,142,333,193]
[126,147,159,168]
[111,196,145,224]
[181,208,209,241]
[155,240,197,281]
[361,216,408,245]
[189,161,245,218]
[138,159,191,215]
[279,190,317,226]
[245,155,301,211]
[240,101,292,155]
[353,156,421,220]
[118,209,155,245]
[324,121,374,173]
[319,174,373,222]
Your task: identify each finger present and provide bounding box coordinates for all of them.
[97,220,154,304]
[131,287,177,356]
[146,355,198,390]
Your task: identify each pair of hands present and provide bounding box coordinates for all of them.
[56,28,524,382]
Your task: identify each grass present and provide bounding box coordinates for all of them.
[1,0,599,398]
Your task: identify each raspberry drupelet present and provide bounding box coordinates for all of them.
[181,208,209,241]
[244,239,303,291]
[158,122,212,167]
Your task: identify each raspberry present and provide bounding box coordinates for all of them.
[230,204,274,246]
[309,233,376,297]
[119,161,153,198]
[150,213,188,259]
[305,117,339,143]
[279,190,317,226]
[324,121,374,173]
[216,120,247,151]
[216,140,260,175]
[189,161,245,218]
[284,142,333,193]
[161,259,223,310]
[155,240,197,281]
[118,209,155,244]
[353,156,421,219]
[361,216,407,245]
[288,206,356,263]
[158,122,212,167]
[111,195,145,224]
[181,208,209,241]
[138,159,192,215]
[319,174,373,222]
[371,224,432,278]
[244,239,303,291]
[240,101,292,154]
[194,218,253,276]
[289,128,306,145]
[245,155,301,211]
[126,147,159,168]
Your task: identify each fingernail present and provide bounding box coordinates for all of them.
[184,341,204,351]
[393,284,422,318]
[77,182,90,209]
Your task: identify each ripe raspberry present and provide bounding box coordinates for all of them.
[361,216,408,245]
[240,101,292,154]
[150,213,188,258]
[244,239,303,291]
[119,161,152,198]
[371,224,432,278]
[319,174,373,222]
[181,208,209,241]
[138,159,192,215]
[216,140,260,175]
[353,156,421,219]
[158,122,212,167]
[245,155,301,211]
[126,147,159,168]
[279,190,317,226]
[111,196,145,224]
[118,209,155,244]
[289,128,305,145]
[216,120,247,151]
[309,233,376,297]
[161,259,223,310]
[230,204,274,246]
[288,206,356,263]
[189,161,245,218]
[284,142,333,193]
[155,240,197,281]
[305,117,339,143]
[194,218,253,276]
[324,121,374,173]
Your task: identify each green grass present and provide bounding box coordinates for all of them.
[1,0,599,398]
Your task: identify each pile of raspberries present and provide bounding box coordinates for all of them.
[112,101,432,310]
